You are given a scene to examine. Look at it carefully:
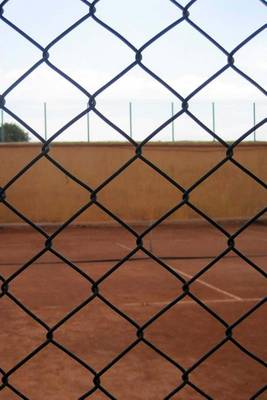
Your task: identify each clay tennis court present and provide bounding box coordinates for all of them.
[0,221,266,400]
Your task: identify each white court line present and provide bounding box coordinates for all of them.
[116,242,133,251]
[124,298,263,307]
[115,247,242,301]
[169,266,242,300]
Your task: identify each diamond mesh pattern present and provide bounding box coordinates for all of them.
[0,0,266,399]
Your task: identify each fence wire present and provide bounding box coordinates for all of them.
[0,0,266,399]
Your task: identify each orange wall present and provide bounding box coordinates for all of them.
[0,142,266,224]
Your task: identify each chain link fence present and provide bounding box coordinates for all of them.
[0,0,266,398]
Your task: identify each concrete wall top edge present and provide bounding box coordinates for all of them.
[0,141,266,149]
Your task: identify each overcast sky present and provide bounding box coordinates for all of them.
[0,0,266,142]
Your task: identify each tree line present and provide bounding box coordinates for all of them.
[0,123,29,142]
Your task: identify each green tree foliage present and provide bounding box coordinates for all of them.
[0,123,29,142]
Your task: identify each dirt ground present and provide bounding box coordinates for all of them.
[0,222,266,399]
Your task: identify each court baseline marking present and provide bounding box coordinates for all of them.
[170,267,242,301]
[124,298,263,307]
[116,242,242,301]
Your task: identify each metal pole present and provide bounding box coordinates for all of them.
[86,111,90,142]
[129,101,133,138]
[212,102,215,141]
[44,102,47,140]
[171,102,175,142]
[253,102,256,142]
[0,109,4,142]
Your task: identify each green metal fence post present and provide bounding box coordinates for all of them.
[0,109,4,142]
[171,102,175,142]
[253,102,256,142]
[44,102,47,140]
[212,102,215,141]
[87,110,90,142]
[129,102,133,138]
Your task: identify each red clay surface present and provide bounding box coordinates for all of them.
[0,222,266,400]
